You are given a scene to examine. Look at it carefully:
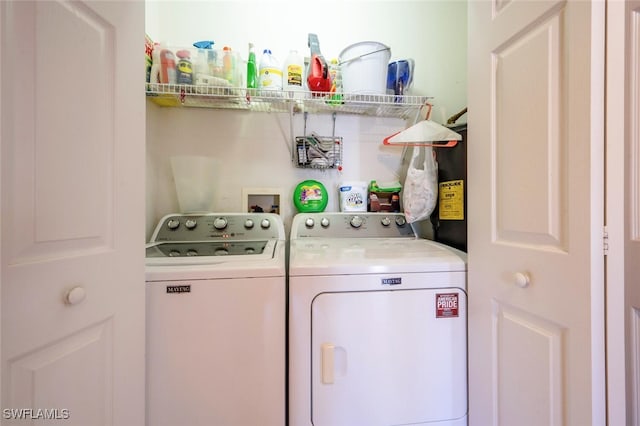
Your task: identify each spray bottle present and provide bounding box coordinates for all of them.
[159,43,177,84]
[246,43,258,90]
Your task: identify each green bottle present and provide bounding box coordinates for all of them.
[246,43,257,90]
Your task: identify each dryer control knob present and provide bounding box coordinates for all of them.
[185,219,197,229]
[320,217,330,228]
[350,216,363,228]
[395,216,407,227]
[305,218,315,228]
[167,219,180,230]
[213,217,228,230]
[244,219,254,229]
[381,217,391,227]
[261,218,271,229]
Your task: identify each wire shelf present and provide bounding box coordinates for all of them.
[145,83,429,119]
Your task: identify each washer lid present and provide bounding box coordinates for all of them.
[288,237,466,276]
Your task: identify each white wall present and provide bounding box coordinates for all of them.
[145,0,467,238]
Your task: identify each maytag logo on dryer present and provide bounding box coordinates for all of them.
[166,285,191,294]
[381,277,402,286]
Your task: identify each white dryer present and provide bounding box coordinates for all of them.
[288,212,467,426]
[146,213,286,426]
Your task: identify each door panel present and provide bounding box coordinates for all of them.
[1,1,145,425]
[606,2,640,423]
[311,289,467,426]
[8,321,112,423]
[6,1,113,263]
[492,301,563,426]
[493,10,565,250]
[468,0,605,424]
[631,6,640,422]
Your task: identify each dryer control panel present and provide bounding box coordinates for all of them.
[291,213,416,239]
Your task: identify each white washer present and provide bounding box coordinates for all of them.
[146,213,286,426]
[288,212,468,426]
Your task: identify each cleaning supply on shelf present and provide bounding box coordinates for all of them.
[283,49,304,95]
[368,180,402,212]
[246,43,258,90]
[193,40,216,85]
[159,43,177,84]
[149,42,161,84]
[223,46,235,83]
[145,34,154,85]
[339,181,368,212]
[306,33,331,93]
[259,49,283,91]
[328,58,343,104]
[176,49,193,85]
[293,180,328,212]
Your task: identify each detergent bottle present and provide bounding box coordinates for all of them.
[283,49,304,95]
[259,49,283,91]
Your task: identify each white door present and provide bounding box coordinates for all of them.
[311,289,467,426]
[606,1,640,424]
[0,1,145,425]
[467,0,605,425]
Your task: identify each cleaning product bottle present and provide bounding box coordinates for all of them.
[328,58,343,104]
[145,34,154,86]
[159,43,177,84]
[176,49,193,85]
[149,42,161,85]
[193,40,215,85]
[246,43,258,90]
[259,49,283,91]
[283,49,304,96]
[223,46,234,83]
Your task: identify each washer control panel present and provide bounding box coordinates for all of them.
[150,213,284,242]
[292,213,415,238]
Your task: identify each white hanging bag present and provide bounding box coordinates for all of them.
[403,145,438,224]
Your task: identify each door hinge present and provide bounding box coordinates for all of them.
[603,226,609,256]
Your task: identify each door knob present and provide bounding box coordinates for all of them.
[65,286,86,305]
[514,272,530,288]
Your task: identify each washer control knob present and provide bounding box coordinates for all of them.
[167,219,180,230]
[213,217,228,230]
[185,218,197,229]
[350,216,363,228]
[260,218,271,229]
[305,218,315,228]
[320,217,330,228]
[244,219,254,229]
[381,217,391,227]
[395,216,407,227]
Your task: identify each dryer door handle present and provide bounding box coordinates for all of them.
[321,343,335,384]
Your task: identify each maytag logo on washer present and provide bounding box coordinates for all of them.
[381,277,402,285]
[166,285,191,294]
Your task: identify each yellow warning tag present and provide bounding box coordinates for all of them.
[439,180,464,220]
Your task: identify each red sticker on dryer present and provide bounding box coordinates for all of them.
[436,293,459,318]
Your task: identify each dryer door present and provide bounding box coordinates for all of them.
[311,288,467,426]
